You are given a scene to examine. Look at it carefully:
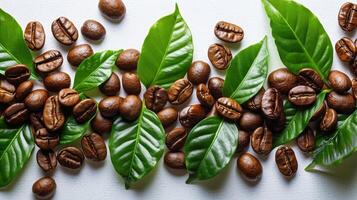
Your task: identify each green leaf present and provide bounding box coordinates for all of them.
[184,116,238,183]
[273,90,329,147]
[0,118,34,188]
[0,9,37,79]
[59,115,93,145]
[223,36,269,104]
[262,0,333,81]
[137,4,193,89]
[109,106,165,188]
[73,50,121,93]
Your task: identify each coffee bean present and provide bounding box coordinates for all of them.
[30,112,45,131]
[215,97,243,121]
[208,77,224,99]
[32,177,56,200]
[36,149,57,173]
[319,108,338,132]
[243,88,265,112]
[51,17,78,45]
[0,78,15,104]
[67,44,94,67]
[298,68,324,91]
[237,152,262,181]
[43,95,65,131]
[196,83,215,108]
[58,88,80,107]
[327,91,356,114]
[214,21,244,43]
[265,111,286,134]
[352,78,357,99]
[44,71,71,92]
[73,99,97,123]
[296,126,315,153]
[34,50,63,75]
[261,88,283,120]
[187,61,211,85]
[81,20,106,41]
[25,89,49,111]
[236,130,250,153]
[98,0,126,21]
[251,126,273,155]
[275,146,298,177]
[208,43,232,70]
[164,151,185,169]
[166,127,187,151]
[24,21,45,51]
[81,133,107,161]
[15,80,33,101]
[119,95,142,121]
[91,113,113,134]
[268,68,298,94]
[335,37,356,62]
[238,111,263,132]
[310,100,327,122]
[4,103,29,126]
[328,70,352,94]
[98,96,122,118]
[122,72,141,95]
[116,49,140,70]
[35,128,59,150]
[288,85,316,106]
[57,147,84,169]
[168,79,193,105]
[157,107,178,128]
[144,85,168,112]
[179,104,207,128]
[5,64,30,85]
[338,2,357,32]
[99,72,120,96]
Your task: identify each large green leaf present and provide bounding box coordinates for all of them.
[184,116,238,183]
[73,50,121,93]
[0,9,37,79]
[262,0,333,81]
[109,106,165,188]
[223,36,269,104]
[0,118,34,188]
[59,115,93,145]
[137,5,193,89]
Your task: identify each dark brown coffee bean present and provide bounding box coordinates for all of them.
[335,37,356,62]
[243,88,265,112]
[35,128,59,150]
[328,70,352,93]
[122,72,141,95]
[265,111,286,134]
[91,113,113,134]
[24,21,45,51]
[352,78,357,99]
[208,77,224,99]
[310,100,327,122]
[36,149,57,173]
[338,2,357,32]
[98,96,122,118]
[99,72,120,96]
[81,20,106,41]
[327,91,356,114]
[179,104,207,128]
[4,103,29,126]
[236,130,250,153]
[67,44,94,67]
[58,88,80,107]
[196,83,215,108]
[15,80,33,101]
[208,43,232,70]
[34,50,63,75]
[187,61,211,85]
[98,0,126,21]
[0,78,15,104]
[319,108,338,132]
[5,64,30,85]
[164,151,185,169]
[166,127,187,151]
[57,147,84,169]
[144,85,168,112]
[30,112,45,131]
[73,99,97,123]
[168,79,193,105]
[119,95,142,121]
[275,146,298,177]
[116,49,140,70]
[238,111,263,132]
[51,17,78,45]
[32,177,56,200]
[298,68,324,91]
[25,89,49,112]
[251,126,273,155]
[43,95,65,131]
[268,68,298,94]
[215,97,243,121]
[261,88,283,120]
[81,133,107,161]
[214,21,244,43]
[43,72,71,92]
[237,152,262,181]
[296,127,315,153]
[157,107,178,128]
[288,85,316,106]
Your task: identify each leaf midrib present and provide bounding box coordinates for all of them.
[0,124,26,161]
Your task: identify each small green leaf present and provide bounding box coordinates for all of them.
[59,114,93,145]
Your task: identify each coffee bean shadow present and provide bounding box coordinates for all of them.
[338,28,356,38]
[58,163,84,176]
[163,165,187,177]
[86,159,106,170]
[236,167,262,188]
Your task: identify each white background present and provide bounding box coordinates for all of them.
[0,0,356,199]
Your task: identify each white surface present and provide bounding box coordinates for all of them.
[0,0,356,199]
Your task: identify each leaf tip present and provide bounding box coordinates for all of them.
[185,175,195,184]
[305,162,316,172]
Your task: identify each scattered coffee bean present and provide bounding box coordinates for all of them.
[310,100,327,122]
[25,89,49,112]
[81,20,106,41]
[90,113,113,134]
[275,146,298,177]
[335,37,356,62]
[5,64,30,85]
[24,21,45,51]
[296,126,315,153]
[157,107,178,128]
[251,126,273,155]
[30,112,45,131]
[98,96,122,118]
[118,95,142,121]
[236,130,250,153]
[0,78,15,104]
[4,103,29,126]
[298,68,324,91]
[238,111,263,132]
[179,104,207,128]
[67,44,94,67]
[15,80,33,101]
[144,85,168,112]
[208,77,224,99]
[81,133,107,161]
[265,112,286,134]
[34,128,59,150]
[187,61,211,85]
[73,99,97,123]
[338,2,357,32]
[320,108,338,132]
[261,88,283,120]
[214,21,244,43]
[116,49,140,70]
[237,152,262,181]
[328,70,351,94]
[98,0,126,21]
[243,88,265,112]
[168,79,193,105]
[164,151,185,169]
[43,95,65,131]
[32,177,56,200]
[43,71,71,92]
[208,43,232,70]
[268,68,298,95]
[57,147,84,169]
[215,97,243,121]
[327,91,356,114]
[36,149,57,173]
[99,72,120,96]
[166,127,187,151]
[51,17,78,45]
[122,72,141,95]
[288,85,316,106]
[34,50,63,75]
[58,88,80,107]
[196,83,215,108]
[352,78,357,99]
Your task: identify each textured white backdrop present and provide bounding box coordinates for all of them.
[0,0,356,199]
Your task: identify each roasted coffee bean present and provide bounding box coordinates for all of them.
[24,21,45,51]
[91,113,113,134]
[122,72,141,95]
[327,91,356,114]
[144,85,168,112]
[4,103,29,126]
[119,95,142,121]
[25,89,49,112]
[51,17,78,45]
[338,2,357,32]
[319,108,338,132]
[179,104,207,128]
[288,85,316,106]
[43,95,65,131]
[164,151,185,169]
[352,78,357,99]
[0,78,15,104]
[236,130,250,153]
[268,68,298,94]
[67,44,93,67]
[310,100,327,122]
[81,20,106,41]
[32,177,56,200]
[328,70,352,94]
[208,77,224,99]
[275,146,298,177]
[57,147,84,169]
[251,126,273,155]
[15,80,33,101]
[261,88,283,120]
[265,112,286,134]
[168,79,193,105]
[44,72,71,92]
[237,152,262,181]
[73,99,97,123]
[157,107,178,128]
[196,83,215,108]
[166,127,187,151]
[215,97,243,121]
[99,72,120,96]
[81,133,107,161]
[116,49,140,70]
[335,37,356,62]
[30,112,45,131]
[238,111,263,132]
[98,96,122,118]
[98,0,126,21]
[244,88,265,112]
[208,43,232,70]
[298,68,324,91]
[187,61,211,85]
[36,149,57,173]
[296,126,315,153]
[214,21,244,43]
[34,50,63,75]
[58,88,80,107]
[5,64,30,85]
[35,128,59,150]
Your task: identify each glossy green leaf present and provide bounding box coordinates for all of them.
[59,115,93,145]
[223,36,269,104]
[73,50,121,93]
[262,0,333,81]
[184,116,238,183]
[0,118,34,188]
[137,5,193,89]
[109,106,165,188]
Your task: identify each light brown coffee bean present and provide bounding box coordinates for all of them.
[208,43,232,70]
[166,127,187,151]
[214,21,244,43]
[275,146,298,177]
[15,80,33,101]
[164,151,185,169]
[81,133,107,161]
[196,83,215,108]
[67,44,94,67]
[51,17,78,45]
[157,107,178,128]
[168,79,193,105]
[57,147,84,169]
[237,152,262,181]
[215,97,243,121]
[122,72,141,95]
[24,21,45,51]
[251,126,273,155]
